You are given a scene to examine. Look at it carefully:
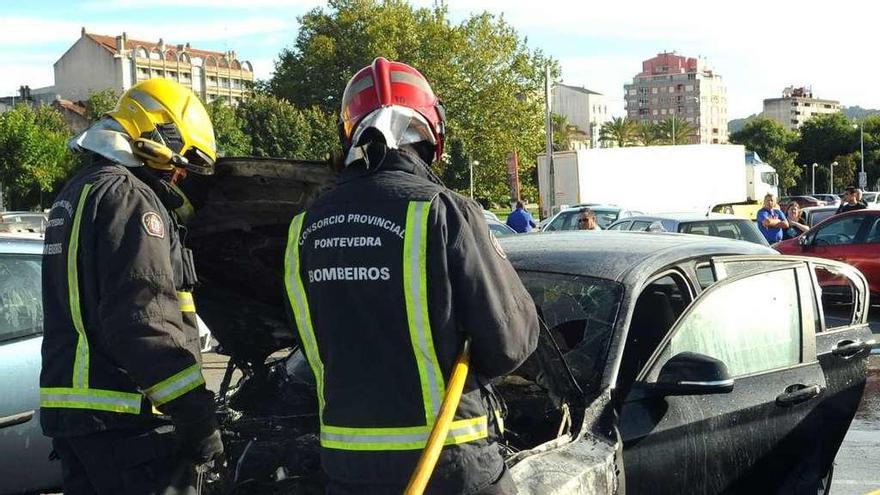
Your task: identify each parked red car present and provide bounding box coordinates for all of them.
[779,195,827,208]
[775,209,880,296]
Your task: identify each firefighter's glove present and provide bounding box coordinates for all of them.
[176,415,225,464]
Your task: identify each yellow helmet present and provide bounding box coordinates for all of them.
[108,79,216,174]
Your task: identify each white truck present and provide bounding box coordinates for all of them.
[537,144,778,219]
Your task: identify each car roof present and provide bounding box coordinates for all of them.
[801,205,838,212]
[501,231,775,285]
[559,204,622,213]
[619,212,741,223]
[0,233,44,254]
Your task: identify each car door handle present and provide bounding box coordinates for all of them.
[776,384,824,407]
[0,410,35,429]
[832,339,875,357]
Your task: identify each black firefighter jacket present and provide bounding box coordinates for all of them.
[40,156,214,438]
[283,147,540,493]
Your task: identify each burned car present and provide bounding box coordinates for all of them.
[183,160,874,494]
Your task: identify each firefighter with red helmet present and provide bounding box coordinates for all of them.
[283,57,539,493]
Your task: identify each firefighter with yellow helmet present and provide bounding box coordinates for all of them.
[40,79,223,494]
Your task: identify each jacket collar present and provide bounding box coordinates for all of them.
[338,146,436,185]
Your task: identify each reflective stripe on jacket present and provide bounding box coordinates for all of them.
[283,148,539,492]
[40,158,214,437]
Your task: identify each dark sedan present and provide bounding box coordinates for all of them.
[606,213,768,245]
[500,232,872,493]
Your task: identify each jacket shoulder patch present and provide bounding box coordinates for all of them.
[142,212,165,239]
[490,231,506,259]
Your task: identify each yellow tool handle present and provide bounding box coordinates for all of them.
[404,340,472,495]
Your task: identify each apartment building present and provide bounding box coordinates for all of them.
[762,86,841,131]
[624,51,728,144]
[552,84,612,148]
[44,28,254,105]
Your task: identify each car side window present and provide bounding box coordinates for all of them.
[0,255,43,343]
[812,216,865,246]
[865,217,880,243]
[607,221,630,231]
[651,269,801,379]
[812,264,858,331]
[619,272,692,387]
[630,221,652,231]
[546,212,577,231]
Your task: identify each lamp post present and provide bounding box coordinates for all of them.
[802,164,808,194]
[829,161,837,194]
[469,160,479,199]
[811,163,818,195]
[854,122,866,189]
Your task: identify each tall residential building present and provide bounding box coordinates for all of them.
[42,28,254,105]
[624,52,728,144]
[552,84,612,148]
[762,86,841,131]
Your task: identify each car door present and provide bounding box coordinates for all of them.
[807,259,874,476]
[619,262,827,495]
[0,253,61,494]
[802,214,872,273]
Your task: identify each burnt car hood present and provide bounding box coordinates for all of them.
[181,156,338,365]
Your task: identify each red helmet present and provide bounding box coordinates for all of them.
[340,57,445,163]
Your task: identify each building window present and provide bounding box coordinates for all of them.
[152,69,164,78]
[652,87,658,94]
[138,67,149,79]
[652,109,658,116]
[628,89,637,95]
[180,71,192,82]
[220,77,230,88]
[712,138,719,144]
[168,71,177,79]
[669,86,675,92]
[804,102,811,107]
[208,76,218,86]
[661,109,667,115]
[712,128,719,134]
[688,74,696,80]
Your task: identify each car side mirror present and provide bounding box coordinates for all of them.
[654,352,733,396]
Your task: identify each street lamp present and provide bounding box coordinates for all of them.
[829,161,838,194]
[470,160,479,199]
[853,123,866,189]
[802,164,808,194]
[811,163,818,195]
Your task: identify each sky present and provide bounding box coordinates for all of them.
[1,0,876,119]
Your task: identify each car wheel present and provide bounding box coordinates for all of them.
[817,463,833,495]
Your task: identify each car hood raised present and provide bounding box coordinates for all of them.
[181,156,338,365]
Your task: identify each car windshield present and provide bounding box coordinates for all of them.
[545,209,620,231]
[517,270,622,390]
[488,222,515,237]
[809,210,835,227]
[678,219,767,244]
[0,254,43,342]
[863,192,877,203]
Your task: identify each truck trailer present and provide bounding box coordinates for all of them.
[537,145,778,219]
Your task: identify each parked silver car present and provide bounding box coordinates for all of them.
[0,233,62,494]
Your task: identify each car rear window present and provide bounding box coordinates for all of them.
[679,220,766,244]
[0,254,43,343]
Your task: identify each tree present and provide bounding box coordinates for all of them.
[657,116,695,145]
[236,94,337,160]
[205,100,251,157]
[269,0,555,203]
[635,121,661,146]
[0,104,75,209]
[730,116,797,158]
[730,117,800,193]
[84,89,119,122]
[599,117,637,147]
[796,113,857,168]
[552,113,574,151]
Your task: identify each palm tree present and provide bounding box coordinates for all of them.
[635,121,661,146]
[657,116,696,145]
[599,117,637,147]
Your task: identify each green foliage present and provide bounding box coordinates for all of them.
[552,113,574,151]
[795,113,856,167]
[84,89,120,122]
[236,94,337,160]
[0,104,75,209]
[599,117,637,147]
[269,0,555,203]
[205,100,251,157]
[730,117,800,193]
[635,121,661,146]
[657,116,695,145]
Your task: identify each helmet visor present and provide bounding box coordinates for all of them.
[345,106,436,165]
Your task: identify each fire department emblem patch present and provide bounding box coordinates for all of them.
[490,230,507,259]
[142,212,165,239]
